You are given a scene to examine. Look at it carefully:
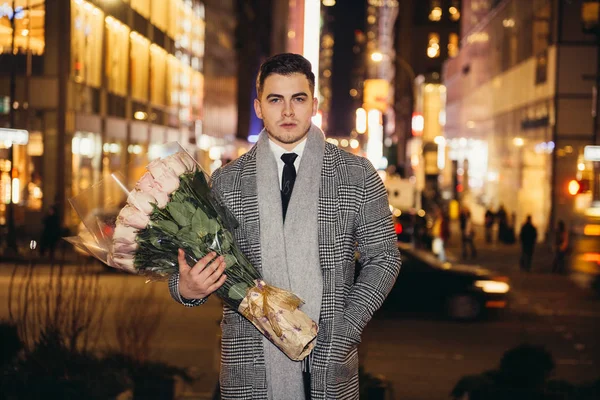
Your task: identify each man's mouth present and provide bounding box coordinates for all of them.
[280,122,297,129]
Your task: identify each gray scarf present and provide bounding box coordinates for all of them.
[256,124,325,400]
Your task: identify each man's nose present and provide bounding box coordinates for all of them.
[282,102,294,117]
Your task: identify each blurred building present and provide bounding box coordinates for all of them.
[0,0,240,235]
[236,0,323,142]
[393,0,460,209]
[442,0,597,239]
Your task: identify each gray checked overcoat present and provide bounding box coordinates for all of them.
[170,140,401,399]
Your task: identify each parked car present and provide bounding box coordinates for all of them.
[379,243,510,321]
[391,207,432,249]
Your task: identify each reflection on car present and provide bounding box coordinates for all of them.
[379,243,510,321]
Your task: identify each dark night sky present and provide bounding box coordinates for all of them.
[329,0,365,137]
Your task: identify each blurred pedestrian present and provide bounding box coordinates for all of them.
[519,215,537,272]
[39,205,61,260]
[484,208,494,244]
[552,220,569,274]
[432,208,450,262]
[496,204,508,243]
[461,208,477,259]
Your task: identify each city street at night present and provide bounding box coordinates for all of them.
[3,0,600,398]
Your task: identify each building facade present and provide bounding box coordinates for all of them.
[0,0,239,237]
[442,0,597,239]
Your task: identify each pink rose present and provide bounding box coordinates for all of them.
[136,172,156,193]
[135,173,169,208]
[163,154,188,176]
[113,223,138,243]
[147,159,180,194]
[118,205,150,230]
[113,239,138,254]
[127,190,157,214]
[109,253,136,272]
[175,151,197,172]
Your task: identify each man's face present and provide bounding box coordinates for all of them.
[254,73,318,151]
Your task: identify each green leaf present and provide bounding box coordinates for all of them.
[184,201,197,215]
[228,282,250,300]
[224,254,237,268]
[167,202,193,227]
[154,219,179,235]
[171,190,186,204]
[206,218,221,234]
[176,226,199,244]
[219,232,231,252]
[191,208,210,237]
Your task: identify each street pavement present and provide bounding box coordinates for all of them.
[360,223,600,399]
[1,224,600,399]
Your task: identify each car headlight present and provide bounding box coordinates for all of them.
[474,280,510,294]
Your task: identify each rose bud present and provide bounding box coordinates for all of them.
[163,153,188,176]
[113,223,138,243]
[127,190,157,214]
[147,159,180,194]
[118,205,150,230]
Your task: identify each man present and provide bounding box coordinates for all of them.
[168,53,401,399]
[519,215,538,272]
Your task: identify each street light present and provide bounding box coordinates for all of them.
[370,51,383,62]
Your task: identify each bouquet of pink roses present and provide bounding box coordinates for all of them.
[66,142,318,361]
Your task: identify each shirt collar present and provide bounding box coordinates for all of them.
[268,137,307,161]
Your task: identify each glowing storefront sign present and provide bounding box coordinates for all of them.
[0,128,29,145]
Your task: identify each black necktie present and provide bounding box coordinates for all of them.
[280,152,298,221]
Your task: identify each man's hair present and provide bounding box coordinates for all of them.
[256,53,315,98]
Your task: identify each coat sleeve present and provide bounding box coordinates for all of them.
[168,272,207,306]
[344,160,401,340]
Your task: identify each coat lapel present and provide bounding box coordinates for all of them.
[237,150,263,275]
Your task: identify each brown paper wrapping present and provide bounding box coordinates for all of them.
[238,279,319,361]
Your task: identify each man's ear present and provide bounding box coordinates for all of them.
[254,98,263,119]
[312,97,318,117]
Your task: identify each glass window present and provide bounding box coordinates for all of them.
[448,33,459,57]
[105,16,130,96]
[167,0,180,39]
[0,0,46,55]
[449,0,460,21]
[427,33,440,58]
[71,132,102,200]
[429,0,442,22]
[130,31,150,101]
[71,0,104,87]
[150,44,167,105]
[150,0,168,32]
[131,0,150,18]
[167,55,180,108]
[191,70,203,118]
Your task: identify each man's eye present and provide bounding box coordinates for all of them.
[269,98,281,103]
[294,97,306,102]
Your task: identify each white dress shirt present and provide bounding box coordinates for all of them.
[268,138,307,190]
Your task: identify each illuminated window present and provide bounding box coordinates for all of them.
[105,16,130,96]
[150,44,167,105]
[448,33,459,57]
[131,0,150,18]
[429,0,442,21]
[150,0,168,32]
[0,0,46,55]
[427,33,440,58]
[71,0,104,87]
[449,1,460,21]
[130,31,150,101]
